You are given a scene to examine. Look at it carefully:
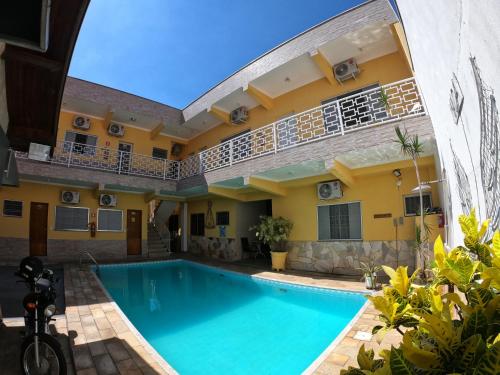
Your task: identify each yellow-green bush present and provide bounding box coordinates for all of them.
[341,209,499,374]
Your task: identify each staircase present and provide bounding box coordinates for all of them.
[147,223,170,258]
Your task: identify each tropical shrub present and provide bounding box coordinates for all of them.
[250,216,293,252]
[341,209,500,374]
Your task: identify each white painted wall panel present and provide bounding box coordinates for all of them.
[397,0,500,245]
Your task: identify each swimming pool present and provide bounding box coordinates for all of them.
[97,260,367,374]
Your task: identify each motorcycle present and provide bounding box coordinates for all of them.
[16,256,66,375]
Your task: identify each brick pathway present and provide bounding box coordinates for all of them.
[64,265,175,375]
[65,259,401,374]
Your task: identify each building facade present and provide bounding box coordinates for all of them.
[0,0,445,274]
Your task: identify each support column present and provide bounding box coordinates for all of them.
[181,202,188,252]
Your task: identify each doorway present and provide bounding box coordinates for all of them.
[30,202,48,256]
[127,209,142,255]
[119,142,133,174]
[237,199,272,264]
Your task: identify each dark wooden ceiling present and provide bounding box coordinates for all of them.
[3,0,90,151]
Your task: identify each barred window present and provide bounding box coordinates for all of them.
[404,194,432,216]
[318,202,362,240]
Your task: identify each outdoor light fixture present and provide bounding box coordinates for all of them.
[411,179,447,193]
[392,169,402,177]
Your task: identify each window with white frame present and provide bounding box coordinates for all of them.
[97,209,123,231]
[55,206,89,231]
[404,193,432,216]
[318,202,362,240]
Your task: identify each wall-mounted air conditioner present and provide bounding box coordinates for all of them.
[99,194,117,207]
[230,106,249,125]
[61,191,80,204]
[333,58,359,83]
[317,181,343,200]
[72,116,91,130]
[108,123,125,137]
[28,143,51,161]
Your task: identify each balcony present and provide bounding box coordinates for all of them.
[179,77,427,179]
[14,78,427,187]
[15,141,181,181]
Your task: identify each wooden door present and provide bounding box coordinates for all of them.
[30,202,48,256]
[127,209,142,255]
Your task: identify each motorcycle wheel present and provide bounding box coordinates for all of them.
[20,334,67,375]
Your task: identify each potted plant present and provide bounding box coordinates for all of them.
[357,260,382,290]
[250,216,293,272]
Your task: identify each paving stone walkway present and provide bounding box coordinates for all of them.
[65,258,402,374]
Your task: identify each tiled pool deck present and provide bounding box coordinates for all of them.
[64,256,402,374]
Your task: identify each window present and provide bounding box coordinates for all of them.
[64,131,98,155]
[97,209,123,231]
[152,147,168,159]
[404,194,432,216]
[216,211,229,225]
[318,202,362,240]
[190,213,205,236]
[55,206,89,231]
[3,200,22,217]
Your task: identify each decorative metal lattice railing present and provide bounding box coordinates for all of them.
[16,141,180,180]
[179,77,426,178]
[15,78,425,182]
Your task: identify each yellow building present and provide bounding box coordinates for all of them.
[0,0,444,274]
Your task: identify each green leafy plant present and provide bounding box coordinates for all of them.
[342,209,500,374]
[357,259,383,290]
[394,126,429,279]
[250,216,293,252]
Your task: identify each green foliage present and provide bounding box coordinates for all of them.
[342,209,500,374]
[249,215,293,252]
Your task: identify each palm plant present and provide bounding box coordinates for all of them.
[394,126,427,277]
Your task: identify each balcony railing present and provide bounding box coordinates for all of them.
[178,77,426,178]
[16,141,181,180]
[15,78,425,182]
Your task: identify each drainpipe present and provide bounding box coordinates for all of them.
[181,202,188,252]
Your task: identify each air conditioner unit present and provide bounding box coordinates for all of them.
[99,194,117,207]
[317,181,343,200]
[61,191,80,204]
[230,106,249,125]
[28,143,51,161]
[108,123,125,137]
[333,58,359,82]
[72,116,91,130]
[171,143,184,157]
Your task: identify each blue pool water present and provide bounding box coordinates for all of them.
[97,260,366,375]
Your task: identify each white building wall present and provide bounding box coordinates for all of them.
[397,0,500,245]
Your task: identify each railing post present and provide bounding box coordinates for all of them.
[272,122,277,153]
[199,153,203,175]
[229,140,233,166]
[336,100,345,135]
[67,142,73,167]
[118,151,122,174]
[163,159,167,180]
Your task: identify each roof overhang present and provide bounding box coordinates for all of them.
[181,0,399,135]
[2,0,91,151]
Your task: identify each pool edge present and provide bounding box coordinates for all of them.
[95,258,373,374]
[90,264,180,375]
